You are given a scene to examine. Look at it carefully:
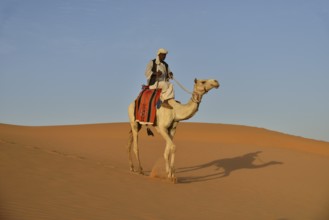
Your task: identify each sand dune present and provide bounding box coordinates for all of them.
[1,122,329,220]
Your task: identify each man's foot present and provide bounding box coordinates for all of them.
[161,99,173,109]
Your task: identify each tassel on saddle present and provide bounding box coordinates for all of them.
[146,127,154,136]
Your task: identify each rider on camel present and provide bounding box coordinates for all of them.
[145,48,174,109]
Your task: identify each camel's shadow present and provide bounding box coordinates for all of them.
[177,151,283,183]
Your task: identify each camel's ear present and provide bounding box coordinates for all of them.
[194,78,197,84]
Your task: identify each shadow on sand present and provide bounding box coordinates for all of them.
[177,151,283,183]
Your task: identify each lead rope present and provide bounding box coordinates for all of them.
[172,76,193,95]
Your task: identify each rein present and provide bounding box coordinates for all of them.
[172,77,193,95]
[172,77,207,103]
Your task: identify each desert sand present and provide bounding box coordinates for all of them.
[0,122,329,220]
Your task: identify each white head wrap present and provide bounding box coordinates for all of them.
[157,48,168,55]
[156,48,168,64]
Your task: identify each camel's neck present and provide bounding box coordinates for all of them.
[174,92,202,121]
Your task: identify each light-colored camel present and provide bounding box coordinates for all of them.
[127,78,220,181]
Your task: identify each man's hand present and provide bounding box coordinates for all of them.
[156,71,163,77]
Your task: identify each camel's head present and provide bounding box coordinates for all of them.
[193,78,220,95]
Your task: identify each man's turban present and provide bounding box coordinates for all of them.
[157,48,168,55]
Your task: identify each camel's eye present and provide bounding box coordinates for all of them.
[201,81,206,84]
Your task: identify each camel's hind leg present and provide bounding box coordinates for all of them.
[127,122,143,174]
[127,129,134,172]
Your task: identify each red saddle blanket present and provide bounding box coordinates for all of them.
[135,88,161,124]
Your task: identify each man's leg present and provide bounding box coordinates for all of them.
[161,82,174,109]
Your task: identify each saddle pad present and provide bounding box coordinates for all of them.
[135,88,161,124]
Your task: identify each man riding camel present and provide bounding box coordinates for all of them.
[145,48,174,109]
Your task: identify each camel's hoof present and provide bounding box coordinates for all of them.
[130,169,144,176]
[130,166,144,174]
[170,176,177,184]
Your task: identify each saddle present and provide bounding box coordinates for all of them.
[134,86,162,125]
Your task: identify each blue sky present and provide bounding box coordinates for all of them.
[0,0,328,142]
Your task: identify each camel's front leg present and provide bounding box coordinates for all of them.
[168,122,178,181]
[159,127,176,181]
[166,142,176,181]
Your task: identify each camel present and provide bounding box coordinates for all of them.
[127,78,220,182]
